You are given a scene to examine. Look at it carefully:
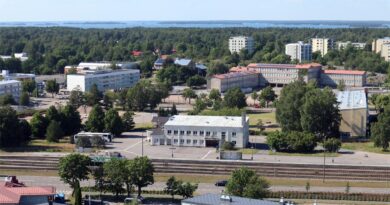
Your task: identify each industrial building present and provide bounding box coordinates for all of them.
[147,114,249,148]
[66,69,140,92]
[229,36,254,54]
[337,90,368,138]
[285,41,312,62]
[320,70,366,87]
[0,52,29,62]
[311,38,334,56]
[207,71,259,93]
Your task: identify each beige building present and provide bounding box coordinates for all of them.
[321,70,366,87]
[229,36,254,54]
[372,37,390,53]
[380,43,390,61]
[311,38,334,56]
[337,90,368,138]
[208,71,259,93]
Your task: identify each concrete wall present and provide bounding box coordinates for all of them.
[340,108,367,137]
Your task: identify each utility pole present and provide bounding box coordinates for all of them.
[323,136,326,183]
[141,132,144,157]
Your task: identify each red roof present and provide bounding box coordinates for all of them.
[323,69,366,75]
[248,63,322,70]
[131,50,143,56]
[0,183,55,204]
[230,66,250,72]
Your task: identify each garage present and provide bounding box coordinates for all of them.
[206,139,219,147]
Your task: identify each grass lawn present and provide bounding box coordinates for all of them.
[0,139,75,153]
[248,112,276,126]
[134,122,154,130]
[0,169,58,177]
[342,142,390,154]
[269,151,339,157]
[239,148,260,154]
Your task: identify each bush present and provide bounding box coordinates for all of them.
[76,136,92,148]
[266,131,316,153]
[222,141,235,150]
[323,138,342,152]
[90,136,105,148]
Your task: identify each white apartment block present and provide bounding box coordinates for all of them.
[285,41,312,62]
[380,43,390,62]
[337,42,366,50]
[311,38,334,56]
[148,115,249,148]
[372,37,390,53]
[229,36,254,54]
[67,69,140,92]
[0,80,21,100]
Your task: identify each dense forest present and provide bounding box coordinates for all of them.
[0,27,390,75]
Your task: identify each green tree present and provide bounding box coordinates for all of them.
[30,112,49,138]
[0,94,15,105]
[122,111,135,131]
[128,156,154,197]
[186,75,206,87]
[104,108,123,137]
[19,92,30,106]
[323,138,342,152]
[207,62,229,76]
[45,79,59,97]
[45,120,64,142]
[182,88,197,104]
[164,176,181,201]
[103,90,116,108]
[104,158,129,197]
[86,84,101,106]
[171,103,178,115]
[85,105,105,132]
[46,106,61,122]
[371,105,390,150]
[73,181,82,205]
[300,88,341,140]
[223,87,247,108]
[60,105,82,136]
[21,79,36,95]
[251,91,258,105]
[68,90,85,108]
[337,79,346,91]
[259,86,276,107]
[0,107,31,147]
[177,182,198,199]
[58,153,91,194]
[226,167,269,199]
[209,89,221,101]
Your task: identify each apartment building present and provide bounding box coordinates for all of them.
[337,41,366,50]
[229,36,254,54]
[285,41,312,62]
[67,69,140,92]
[311,38,334,56]
[372,37,390,53]
[320,70,366,87]
[148,114,249,148]
[337,90,368,138]
[207,71,259,93]
[0,80,21,100]
[380,43,390,61]
[246,63,322,87]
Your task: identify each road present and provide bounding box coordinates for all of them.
[16,175,390,196]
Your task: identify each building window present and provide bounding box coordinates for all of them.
[186,131,191,135]
[232,132,236,137]
[180,131,184,135]
[200,131,204,136]
[221,132,226,137]
[232,141,236,145]
[167,130,172,135]
[193,140,198,144]
[180,139,184,144]
[174,130,178,135]
[174,139,178,144]
[187,139,191,144]
[206,131,210,136]
[193,131,198,136]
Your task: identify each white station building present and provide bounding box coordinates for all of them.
[148,114,249,148]
[67,69,140,92]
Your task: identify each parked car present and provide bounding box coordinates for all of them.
[215,180,228,186]
[124,196,144,204]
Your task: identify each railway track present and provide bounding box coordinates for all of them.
[1,156,390,181]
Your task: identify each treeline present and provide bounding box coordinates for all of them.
[0,27,389,75]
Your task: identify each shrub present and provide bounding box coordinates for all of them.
[323,138,342,152]
[266,131,316,153]
[76,136,92,148]
[222,141,235,150]
[90,136,105,148]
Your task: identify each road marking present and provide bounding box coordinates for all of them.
[123,140,143,151]
[201,150,213,159]
[122,150,139,157]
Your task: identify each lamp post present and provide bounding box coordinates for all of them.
[170,147,176,158]
[251,145,254,160]
[141,132,144,157]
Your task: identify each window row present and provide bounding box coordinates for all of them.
[167,130,237,137]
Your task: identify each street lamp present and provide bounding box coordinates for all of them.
[251,145,254,160]
[141,132,144,157]
[169,147,176,158]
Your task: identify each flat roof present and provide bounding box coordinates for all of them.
[164,115,247,128]
[182,193,279,205]
[337,90,367,110]
[323,69,366,75]
[0,80,20,85]
[248,63,322,70]
[67,69,139,76]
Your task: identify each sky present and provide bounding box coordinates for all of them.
[0,0,389,22]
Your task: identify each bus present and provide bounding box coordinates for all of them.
[74,132,113,143]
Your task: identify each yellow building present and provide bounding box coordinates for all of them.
[372,37,390,53]
[311,38,334,56]
[337,90,368,138]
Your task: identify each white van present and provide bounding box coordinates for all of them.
[74,132,113,143]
